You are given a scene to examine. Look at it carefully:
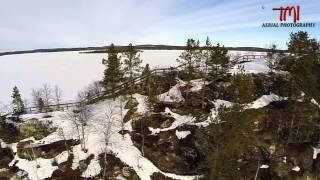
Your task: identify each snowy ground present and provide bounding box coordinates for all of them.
[5,82,284,180]
[0,48,320,180]
[7,93,281,180]
[4,75,320,179]
[7,96,199,180]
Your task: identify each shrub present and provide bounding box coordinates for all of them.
[19,122,55,140]
[0,117,19,143]
[226,73,256,104]
[0,147,14,168]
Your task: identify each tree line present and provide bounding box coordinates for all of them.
[9,84,63,115]
[8,31,319,115]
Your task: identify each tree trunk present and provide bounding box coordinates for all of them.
[103,152,107,179]
[81,124,86,151]
[254,161,260,180]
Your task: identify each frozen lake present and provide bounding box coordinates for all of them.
[0,50,182,105]
[0,49,267,106]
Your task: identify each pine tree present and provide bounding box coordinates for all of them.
[11,86,25,114]
[203,36,212,74]
[142,64,151,92]
[102,44,122,98]
[140,64,157,111]
[122,43,142,98]
[284,31,320,101]
[266,44,279,73]
[228,72,256,104]
[142,64,151,77]
[199,36,213,108]
[38,98,44,113]
[146,84,158,113]
[207,43,230,78]
[177,39,202,80]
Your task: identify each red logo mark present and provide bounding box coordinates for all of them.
[272,6,300,23]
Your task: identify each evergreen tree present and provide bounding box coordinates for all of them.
[202,36,212,74]
[207,43,230,78]
[177,39,202,80]
[228,72,256,104]
[38,98,44,113]
[142,64,151,77]
[142,64,151,91]
[102,44,122,98]
[11,86,25,114]
[122,43,142,97]
[282,31,320,101]
[143,64,158,111]
[199,36,213,108]
[266,44,279,73]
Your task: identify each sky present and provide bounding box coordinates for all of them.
[0,0,319,51]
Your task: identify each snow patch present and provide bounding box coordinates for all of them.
[175,130,191,139]
[311,99,320,108]
[260,164,269,169]
[245,93,283,109]
[188,79,209,92]
[133,94,149,115]
[0,139,9,148]
[292,166,300,172]
[207,100,233,125]
[0,168,7,172]
[10,151,68,180]
[312,147,320,159]
[82,158,101,178]
[55,151,69,164]
[158,82,184,103]
[149,108,195,134]
[11,97,198,180]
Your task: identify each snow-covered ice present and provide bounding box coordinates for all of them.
[0,50,268,105]
[0,50,182,105]
[229,57,268,74]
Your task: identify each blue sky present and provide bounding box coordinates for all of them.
[0,0,319,51]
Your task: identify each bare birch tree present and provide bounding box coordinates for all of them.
[99,103,117,179]
[89,81,103,97]
[57,128,70,156]
[77,105,91,152]
[64,110,82,154]
[53,85,63,108]
[118,96,127,139]
[31,88,42,107]
[0,102,10,116]
[42,83,53,112]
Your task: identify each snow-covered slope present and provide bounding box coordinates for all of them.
[8,97,199,180]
